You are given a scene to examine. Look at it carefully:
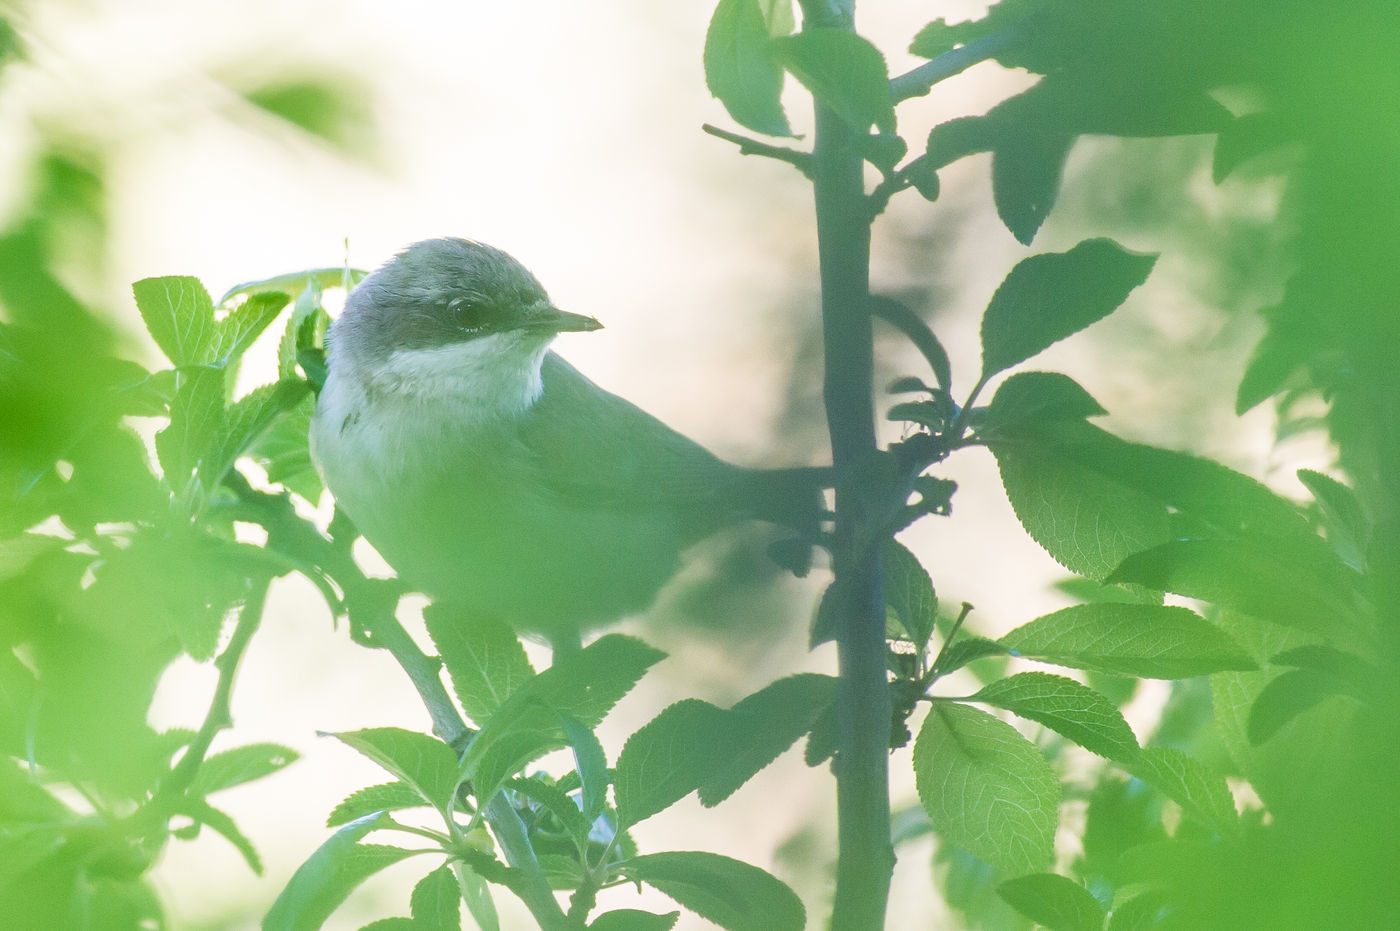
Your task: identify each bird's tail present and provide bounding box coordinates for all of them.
[733,466,832,540]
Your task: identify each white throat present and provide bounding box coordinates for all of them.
[311,330,553,489]
[362,331,550,422]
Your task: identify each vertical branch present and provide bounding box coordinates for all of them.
[798,1,894,927]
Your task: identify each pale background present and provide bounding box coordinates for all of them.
[0,0,1317,927]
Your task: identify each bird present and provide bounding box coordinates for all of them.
[309,237,821,642]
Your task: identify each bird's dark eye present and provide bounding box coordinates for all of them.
[447,297,483,331]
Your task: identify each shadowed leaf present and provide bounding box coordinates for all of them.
[914,702,1058,874]
[704,0,791,137]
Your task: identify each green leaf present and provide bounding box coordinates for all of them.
[980,239,1158,378]
[615,675,836,825]
[243,78,372,154]
[1010,71,1231,139]
[1107,890,1170,930]
[887,399,947,429]
[219,266,365,306]
[1000,604,1256,678]
[998,419,1345,582]
[589,910,681,931]
[1124,746,1237,831]
[463,635,663,800]
[191,742,299,796]
[984,371,1106,433]
[997,873,1107,931]
[905,157,941,201]
[1296,470,1364,531]
[264,813,419,931]
[156,365,226,500]
[1234,303,1312,414]
[1079,776,1166,879]
[247,393,322,501]
[1270,643,1376,682]
[972,672,1140,762]
[209,379,310,486]
[1106,540,1352,639]
[884,539,938,649]
[909,0,1035,59]
[914,702,1058,874]
[133,276,217,366]
[704,0,791,137]
[616,700,726,826]
[209,291,291,366]
[871,295,952,390]
[424,605,536,725]
[0,758,71,823]
[772,29,895,134]
[328,728,463,814]
[932,636,1009,678]
[861,131,908,172]
[0,18,23,69]
[179,798,264,875]
[993,439,1171,581]
[1069,425,1339,571]
[618,851,804,931]
[912,475,957,517]
[697,673,836,807]
[508,774,588,841]
[276,283,330,381]
[409,864,461,931]
[925,115,997,168]
[993,131,1074,244]
[1212,111,1296,183]
[754,0,793,37]
[327,782,430,827]
[560,713,608,823]
[1297,468,1369,566]
[360,919,417,931]
[1246,668,1348,745]
[888,375,935,394]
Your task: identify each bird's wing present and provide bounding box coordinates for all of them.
[516,353,741,516]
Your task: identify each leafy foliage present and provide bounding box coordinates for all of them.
[6,1,1398,928]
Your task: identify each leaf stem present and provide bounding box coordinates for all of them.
[927,602,975,680]
[484,792,572,930]
[160,577,270,800]
[889,32,1018,103]
[948,371,991,442]
[866,155,924,218]
[701,124,813,177]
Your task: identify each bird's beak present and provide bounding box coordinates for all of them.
[528,305,603,334]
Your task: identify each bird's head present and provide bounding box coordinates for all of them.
[327,238,601,412]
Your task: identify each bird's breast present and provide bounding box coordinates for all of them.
[309,374,688,633]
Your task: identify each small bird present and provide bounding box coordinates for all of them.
[310,237,819,641]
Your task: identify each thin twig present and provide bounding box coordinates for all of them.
[701,124,814,178]
[889,32,1018,103]
[927,602,975,680]
[363,607,469,747]
[867,163,915,219]
[161,578,271,798]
